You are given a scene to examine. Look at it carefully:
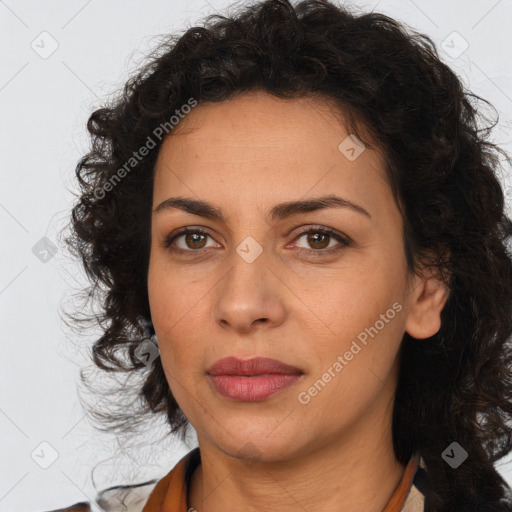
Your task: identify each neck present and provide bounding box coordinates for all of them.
[188,398,407,512]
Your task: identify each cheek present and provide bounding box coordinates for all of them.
[310,263,404,339]
[301,258,407,391]
[148,250,199,327]
[300,301,404,428]
[147,260,209,372]
[147,273,203,415]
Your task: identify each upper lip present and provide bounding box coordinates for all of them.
[207,357,303,376]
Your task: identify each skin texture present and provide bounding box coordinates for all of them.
[147,90,449,512]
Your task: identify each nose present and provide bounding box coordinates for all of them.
[212,248,287,335]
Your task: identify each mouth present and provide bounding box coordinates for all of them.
[206,356,304,402]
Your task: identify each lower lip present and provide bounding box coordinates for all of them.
[208,374,302,401]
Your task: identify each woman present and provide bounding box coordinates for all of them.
[58,0,512,510]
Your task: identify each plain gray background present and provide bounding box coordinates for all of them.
[1,0,512,510]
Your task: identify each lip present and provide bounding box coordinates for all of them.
[207,356,303,376]
[207,357,304,402]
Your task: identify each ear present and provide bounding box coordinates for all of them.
[404,267,450,340]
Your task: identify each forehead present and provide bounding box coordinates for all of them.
[152,91,392,221]
[166,90,364,150]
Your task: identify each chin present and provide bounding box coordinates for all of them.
[204,422,308,464]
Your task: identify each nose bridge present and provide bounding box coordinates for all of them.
[213,239,285,331]
[221,238,268,303]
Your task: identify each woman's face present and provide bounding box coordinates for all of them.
[147,90,438,462]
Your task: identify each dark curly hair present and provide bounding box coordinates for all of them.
[62,0,512,510]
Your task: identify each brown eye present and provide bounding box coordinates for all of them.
[183,232,208,249]
[163,228,216,252]
[292,227,351,256]
[163,225,350,257]
[305,232,331,250]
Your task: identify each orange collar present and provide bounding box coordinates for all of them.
[142,449,198,512]
[383,453,421,511]
[142,448,420,512]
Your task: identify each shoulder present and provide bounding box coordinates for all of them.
[39,449,199,512]
[40,479,158,512]
[40,503,91,512]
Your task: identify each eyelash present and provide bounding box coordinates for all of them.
[162,226,351,257]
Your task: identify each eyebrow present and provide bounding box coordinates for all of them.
[154,194,371,222]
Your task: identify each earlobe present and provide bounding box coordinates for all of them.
[404,270,450,340]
